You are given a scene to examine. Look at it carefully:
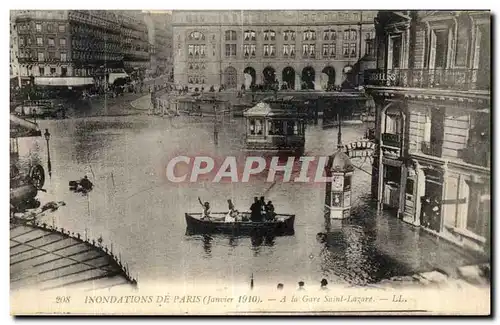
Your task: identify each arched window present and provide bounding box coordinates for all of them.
[244,30,256,41]
[225,30,237,41]
[283,30,296,41]
[343,29,357,41]
[303,29,316,41]
[323,29,337,41]
[263,30,276,41]
[188,31,205,41]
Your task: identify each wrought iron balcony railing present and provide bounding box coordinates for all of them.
[381,133,401,147]
[364,68,490,91]
[421,140,443,158]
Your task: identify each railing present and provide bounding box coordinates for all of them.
[381,133,401,147]
[364,68,490,91]
[421,140,443,157]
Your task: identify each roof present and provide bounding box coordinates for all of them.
[328,149,355,173]
[243,99,309,118]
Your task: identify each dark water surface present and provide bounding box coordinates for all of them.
[20,115,479,287]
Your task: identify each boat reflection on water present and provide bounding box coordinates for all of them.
[186,229,277,257]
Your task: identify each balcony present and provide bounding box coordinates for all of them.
[381,133,401,147]
[364,68,490,91]
[421,141,443,158]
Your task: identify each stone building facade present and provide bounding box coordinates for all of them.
[12,10,150,86]
[172,10,376,90]
[366,11,491,253]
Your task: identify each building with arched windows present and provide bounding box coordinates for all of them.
[172,10,376,90]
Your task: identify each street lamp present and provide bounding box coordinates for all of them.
[44,129,52,178]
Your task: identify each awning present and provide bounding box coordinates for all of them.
[109,72,129,84]
[35,77,94,87]
[10,114,42,138]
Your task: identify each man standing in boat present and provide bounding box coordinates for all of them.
[198,197,211,220]
[259,196,267,220]
[250,197,261,222]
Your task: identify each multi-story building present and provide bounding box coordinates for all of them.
[172,10,376,89]
[366,11,491,253]
[145,11,173,78]
[12,10,150,88]
[10,12,20,86]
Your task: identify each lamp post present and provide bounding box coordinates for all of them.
[44,129,52,178]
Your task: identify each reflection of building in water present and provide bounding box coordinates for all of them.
[243,97,308,155]
[366,11,491,254]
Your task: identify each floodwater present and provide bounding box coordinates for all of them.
[18,113,481,288]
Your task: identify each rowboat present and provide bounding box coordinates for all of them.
[185,212,295,236]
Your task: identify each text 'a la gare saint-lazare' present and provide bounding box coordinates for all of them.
[165,156,342,183]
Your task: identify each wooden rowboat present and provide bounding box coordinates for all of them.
[185,212,295,236]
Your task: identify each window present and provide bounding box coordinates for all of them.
[47,24,53,32]
[36,37,43,46]
[19,37,24,46]
[250,44,256,56]
[269,120,284,135]
[270,45,276,56]
[48,51,55,59]
[289,44,295,56]
[466,184,489,238]
[283,44,289,56]
[48,38,55,46]
[344,29,357,41]
[60,38,66,46]
[61,66,67,76]
[58,25,65,33]
[323,44,336,57]
[349,43,357,57]
[60,52,67,61]
[343,43,349,57]
[365,39,374,56]
[50,67,56,74]
[263,30,276,41]
[39,66,44,75]
[283,30,296,41]
[225,44,236,57]
[244,30,256,41]
[200,45,206,56]
[303,44,308,56]
[36,23,42,32]
[390,35,402,68]
[434,30,449,68]
[250,119,263,135]
[264,45,269,56]
[244,44,250,57]
[188,31,205,41]
[303,30,316,41]
[189,63,193,70]
[225,30,237,41]
[188,45,194,56]
[309,44,315,56]
[37,52,44,61]
[324,29,336,41]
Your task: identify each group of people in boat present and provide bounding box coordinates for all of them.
[197,196,275,223]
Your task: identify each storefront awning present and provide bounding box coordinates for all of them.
[35,77,94,87]
[10,114,42,138]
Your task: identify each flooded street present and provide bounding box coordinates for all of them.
[20,114,481,288]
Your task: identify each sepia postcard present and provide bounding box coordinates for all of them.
[9,9,491,315]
